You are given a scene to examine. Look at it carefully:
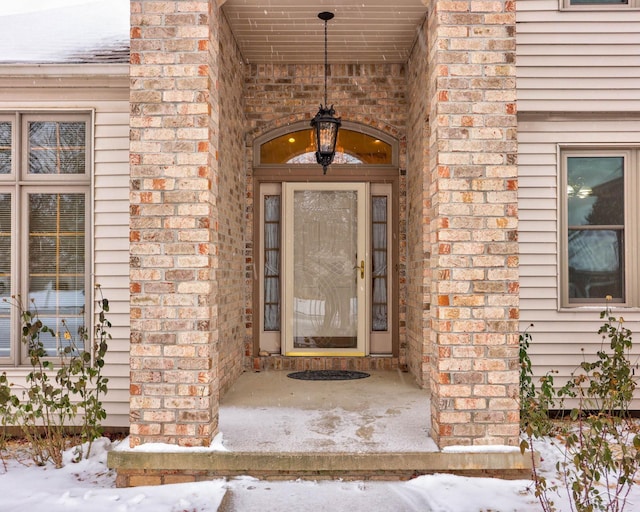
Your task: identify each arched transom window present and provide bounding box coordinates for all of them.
[258,126,395,166]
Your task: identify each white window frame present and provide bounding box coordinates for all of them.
[561,0,640,10]
[0,112,92,366]
[559,147,638,309]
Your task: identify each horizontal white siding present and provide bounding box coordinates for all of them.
[93,100,130,428]
[518,113,640,407]
[516,1,640,111]
[0,66,130,427]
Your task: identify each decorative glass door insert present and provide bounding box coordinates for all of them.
[283,183,368,355]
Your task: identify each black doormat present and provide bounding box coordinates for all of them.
[287,370,370,381]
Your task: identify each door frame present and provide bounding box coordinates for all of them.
[252,166,400,358]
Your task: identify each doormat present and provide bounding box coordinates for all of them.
[286,370,370,381]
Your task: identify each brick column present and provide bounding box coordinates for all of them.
[129,0,220,447]
[427,0,519,447]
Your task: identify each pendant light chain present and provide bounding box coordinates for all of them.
[324,17,328,107]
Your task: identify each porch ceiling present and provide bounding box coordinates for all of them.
[220,0,428,64]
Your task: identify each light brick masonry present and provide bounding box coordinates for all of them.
[129,0,220,447]
[426,0,519,447]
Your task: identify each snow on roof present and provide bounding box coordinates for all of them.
[0,0,129,64]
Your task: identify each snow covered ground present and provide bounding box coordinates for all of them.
[1,435,638,512]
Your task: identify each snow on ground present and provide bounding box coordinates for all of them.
[2,435,638,511]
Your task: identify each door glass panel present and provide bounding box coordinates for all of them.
[372,196,388,331]
[292,190,358,349]
[264,195,281,331]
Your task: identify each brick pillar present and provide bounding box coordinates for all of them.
[427,0,519,447]
[129,0,220,447]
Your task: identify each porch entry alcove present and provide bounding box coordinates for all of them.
[252,121,401,367]
[113,0,528,486]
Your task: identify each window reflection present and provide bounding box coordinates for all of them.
[292,190,358,349]
[28,121,86,175]
[567,156,624,302]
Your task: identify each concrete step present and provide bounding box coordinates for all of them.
[108,449,533,487]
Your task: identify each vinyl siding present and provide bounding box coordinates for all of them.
[93,99,130,428]
[516,0,640,111]
[518,113,640,407]
[0,65,130,427]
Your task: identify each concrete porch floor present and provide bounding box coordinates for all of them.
[218,369,438,453]
[109,369,533,485]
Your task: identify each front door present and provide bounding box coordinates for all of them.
[282,182,369,356]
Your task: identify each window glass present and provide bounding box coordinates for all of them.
[0,193,11,358]
[567,156,624,302]
[29,193,86,356]
[571,0,627,3]
[28,121,86,175]
[0,122,11,174]
[260,128,392,165]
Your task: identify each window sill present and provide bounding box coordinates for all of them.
[558,305,640,313]
[560,5,640,11]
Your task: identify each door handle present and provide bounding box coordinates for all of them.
[359,260,365,280]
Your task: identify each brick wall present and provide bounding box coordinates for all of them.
[426,0,520,447]
[406,19,431,388]
[216,11,247,395]
[245,63,407,137]
[129,0,220,447]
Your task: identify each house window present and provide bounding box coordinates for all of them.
[0,113,90,364]
[562,149,634,307]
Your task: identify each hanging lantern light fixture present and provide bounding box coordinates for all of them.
[311,11,341,174]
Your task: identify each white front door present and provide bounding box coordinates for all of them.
[282,182,369,356]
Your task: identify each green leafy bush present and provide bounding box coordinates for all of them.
[520,323,556,438]
[520,301,640,512]
[0,288,110,467]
